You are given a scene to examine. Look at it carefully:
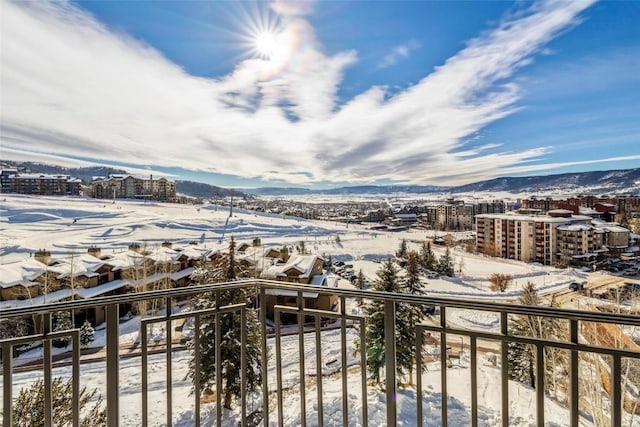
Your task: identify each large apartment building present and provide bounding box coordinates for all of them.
[476,210,631,265]
[0,169,82,196]
[88,174,176,201]
[421,200,505,231]
[521,196,640,215]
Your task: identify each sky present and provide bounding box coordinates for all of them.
[1,0,639,189]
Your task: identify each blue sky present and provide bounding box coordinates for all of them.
[1,0,639,188]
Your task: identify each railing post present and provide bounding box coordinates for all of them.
[341,296,348,426]
[440,306,447,427]
[569,320,578,427]
[260,286,269,427]
[106,304,120,427]
[384,300,396,426]
[611,355,622,427]
[43,313,52,427]
[500,311,509,427]
[2,343,12,427]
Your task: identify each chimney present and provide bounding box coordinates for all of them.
[87,246,102,258]
[34,249,52,265]
[280,246,289,263]
[252,237,262,247]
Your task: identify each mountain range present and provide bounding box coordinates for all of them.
[2,160,638,198]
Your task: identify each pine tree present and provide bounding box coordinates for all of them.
[188,237,262,410]
[362,259,416,386]
[436,247,455,276]
[508,282,568,396]
[80,320,95,347]
[401,251,426,384]
[355,269,366,307]
[419,241,437,271]
[396,239,408,259]
[52,311,73,348]
[12,377,106,427]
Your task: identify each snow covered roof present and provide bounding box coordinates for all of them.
[0,259,46,288]
[600,224,630,233]
[172,267,194,281]
[281,255,322,277]
[309,273,340,288]
[74,279,130,299]
[0,288,74,309]
[557,223,594,232]
[47,253,106,279]
[102,250,146,270]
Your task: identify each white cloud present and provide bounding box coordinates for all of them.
[377,40,421,69]
[0,0,597,186]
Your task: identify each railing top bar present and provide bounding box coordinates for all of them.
[1,279,638,326]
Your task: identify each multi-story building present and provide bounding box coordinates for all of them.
[476,210,630,265]
[89,174,176,201]
[521,196,640,216]
[421,201,504,231]
[0,169,82,196]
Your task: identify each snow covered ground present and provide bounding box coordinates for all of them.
[1,194,588,303]
[2,194,639,426]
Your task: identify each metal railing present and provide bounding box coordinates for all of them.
[1,279,639,426]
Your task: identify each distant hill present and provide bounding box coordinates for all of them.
[0,161,248,199]
[241,184,448,196]
[450,168,640,194]
[3,160,637,197]
[175,180,249,199]
[0,161,127,184]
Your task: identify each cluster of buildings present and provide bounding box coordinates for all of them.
[0,169,82,196]
[0,240,337,331]
[0,168,177,202]
[520,195,640,216]
[476,209,635,266]
[87,174,177,201]
[372,200,506,231]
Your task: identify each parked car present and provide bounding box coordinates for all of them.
[569,281,585,291]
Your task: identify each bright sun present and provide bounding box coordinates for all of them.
[255,31,278,57]
[254,30,288,60]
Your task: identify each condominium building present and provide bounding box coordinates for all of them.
[421,200,505,231]
[476,210,630,265]
[88,174,176,201]
[0,169,82,196]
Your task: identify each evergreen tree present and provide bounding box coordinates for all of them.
[362,259,415,386]
[187,238,262,410]
[226,236,237,280]
[12,377,106,427]
[436,247,455,276]
[508,282,568,396]
[396,239,408,259]
[355,269,366,291]
[401,251,426,384]
[52,311,73,348]
[404,251,423,294]
[419,241,437,271]
[355,269,366,307]
[80,320,95,347]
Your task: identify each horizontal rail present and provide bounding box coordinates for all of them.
[1,279,639,326]
[1,279,638,427]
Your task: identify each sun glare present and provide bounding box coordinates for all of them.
[254,30,288,60]
[255,31,278,58]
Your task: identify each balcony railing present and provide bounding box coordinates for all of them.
[1,279,639,426]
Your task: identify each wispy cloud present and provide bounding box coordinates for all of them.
[377,40,421,69]
[0,0,597,185]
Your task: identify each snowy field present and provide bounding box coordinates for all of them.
[1,194,588,305]
[1,194,638,426]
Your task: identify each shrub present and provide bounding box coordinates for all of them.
[489,273,513,292]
